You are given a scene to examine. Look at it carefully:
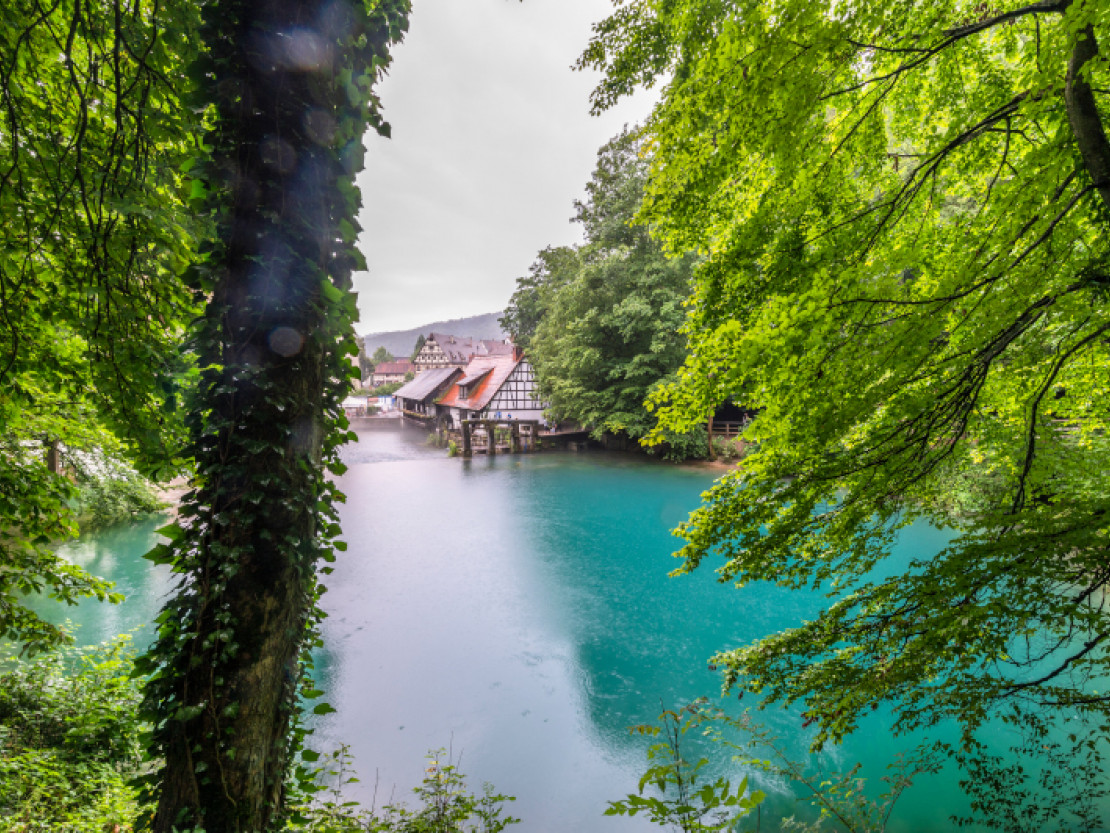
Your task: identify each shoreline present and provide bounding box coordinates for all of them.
[153,478,190,521]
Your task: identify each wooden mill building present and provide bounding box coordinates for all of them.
[393,366,461,423]
[435,350,545,430]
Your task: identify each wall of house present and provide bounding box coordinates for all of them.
[482,360,547,424]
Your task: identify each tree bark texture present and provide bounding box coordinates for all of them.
[141,0,404,828]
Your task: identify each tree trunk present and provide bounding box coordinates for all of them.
[1066,25,1110,211]
[45,440,61,475]
[140,0,408,829]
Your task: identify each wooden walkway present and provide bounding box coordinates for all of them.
[461,419,541,457]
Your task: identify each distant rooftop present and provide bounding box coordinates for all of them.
[373,359,414,375]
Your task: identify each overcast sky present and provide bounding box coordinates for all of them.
[351,0,657,335]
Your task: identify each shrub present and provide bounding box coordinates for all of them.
[289,746,519,833]
[424,432,449,448]
[710,436,744,462]
[0,632,150,832]
[69,450,164,531]
[654,428,709,462]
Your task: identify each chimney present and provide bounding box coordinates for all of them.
[512,344,523,362]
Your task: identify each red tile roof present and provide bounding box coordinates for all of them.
[436,354,520,412]
[373,360,414,375]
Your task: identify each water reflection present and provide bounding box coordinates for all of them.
[317,435,965,831]
[36,514,174,649]
[35,428,991,831]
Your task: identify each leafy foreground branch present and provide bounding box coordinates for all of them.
[291,746,520,833]
[1,0,204,655]
[583,1,1110,826]
[609,701,941,833]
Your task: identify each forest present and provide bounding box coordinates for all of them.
[3,0,1110,831]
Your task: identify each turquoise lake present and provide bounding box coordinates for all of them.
[47,424,1030,831]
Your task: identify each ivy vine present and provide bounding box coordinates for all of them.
[133,0,410,829]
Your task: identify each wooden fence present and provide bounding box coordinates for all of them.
[710,420,747,438]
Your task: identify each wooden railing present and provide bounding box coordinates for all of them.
[710,420,747,438]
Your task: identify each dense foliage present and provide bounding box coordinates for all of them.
[370,345,396,365]
[0,635,149,832]
[62,449,165,532]
[0,0,203,653]
[503,130,701,458]
[583,0,1110,826]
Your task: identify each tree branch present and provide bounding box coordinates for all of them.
[943,1,1067,39]
[1065,25,1110,211]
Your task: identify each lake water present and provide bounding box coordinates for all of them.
[47,424,1019,831]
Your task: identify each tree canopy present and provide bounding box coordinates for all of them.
[371,344,395,365]
[583,0,1110,823]
[504,129,701,456]
[0,0,203,651]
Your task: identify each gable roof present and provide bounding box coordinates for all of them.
[425,333,477,363]
[457,366,493,387]
[394,366,461,402]
[422,334,513,364]
[476,339,513,356]
[373,359,414,375]
[436,354,520,413]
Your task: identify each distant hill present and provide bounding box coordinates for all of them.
[360,312,506,359]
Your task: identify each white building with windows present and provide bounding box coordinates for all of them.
[434,349,547,430]
[412,333,513,373]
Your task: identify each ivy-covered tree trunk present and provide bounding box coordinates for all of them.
[137,0,408,830]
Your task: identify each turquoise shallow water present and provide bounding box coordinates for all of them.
[41,424,1050,831]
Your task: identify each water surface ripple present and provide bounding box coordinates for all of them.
[49,425,1016,831]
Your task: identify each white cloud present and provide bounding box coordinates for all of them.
[352,0,656,333]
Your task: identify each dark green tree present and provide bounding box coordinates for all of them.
[410,332,426,360]
[355,334,368,381]
[370,344,395,365]
[500,246,578,350]
[135,0,409,829]
[510,129,699,456]
[583,0,1110,825]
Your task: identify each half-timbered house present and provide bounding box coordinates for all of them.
[484,357,544,422]
[434,350,546,430]
[412,333,512,373]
